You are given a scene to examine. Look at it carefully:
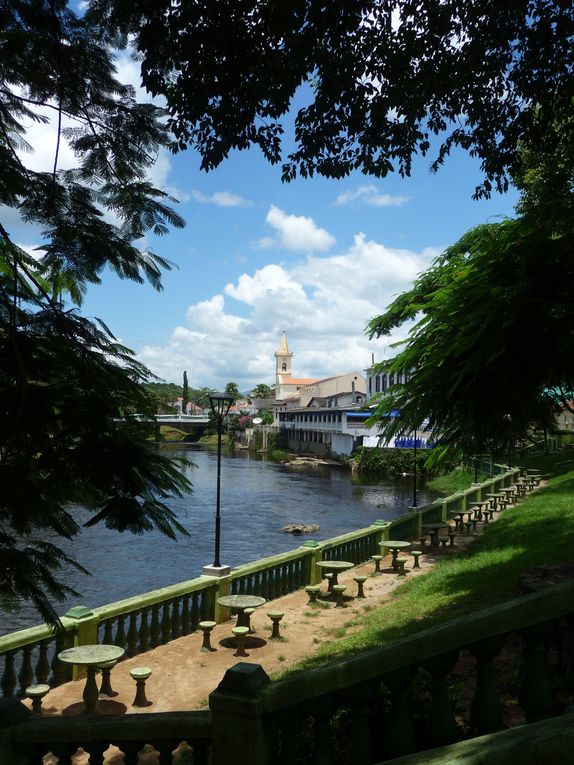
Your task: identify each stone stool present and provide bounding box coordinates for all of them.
[464,521,474,535]
[324,572,334,592]
[411,550,422,569]
[447,532,456,547]
[471,518,479,532]
[25,684,50,714]
[419,536,428,549]
[268,611,284,639]
[243,607,256,634]
[396,558,408,576]
[98,659,118,697]
[452,515,464,532]
[332,585,347,608]
[232,626,250,657]
[306,585,321,604]
[199,620,217,652]
[130,667,152,707]
[440,537,448,548]
[354,576,367,598]
[371,555,383,575]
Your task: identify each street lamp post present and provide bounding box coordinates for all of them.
[202,391,234,577]
[412,427,418,508]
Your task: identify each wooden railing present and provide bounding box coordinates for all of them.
[209,580,574,764]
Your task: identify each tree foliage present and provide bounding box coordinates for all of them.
[0,1,191,625]
[366,112,574,458]
[224,381,240,400]
[250,383,275,400]
[89,0,574,198]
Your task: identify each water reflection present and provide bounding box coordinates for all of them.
[1,445,438,633]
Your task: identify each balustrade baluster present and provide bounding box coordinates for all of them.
[161,603,172,643]
[181,596,191,635]
[171,597,182,638]
[519,623,553,721]
[114,616,127,650]
[231,579,238,595]
[190,593,200,630]
[383,667,417,758]
[268,570,276,600]
[117,741,142,764]
[50,633,69,686]
[467,636,505,734]
[345,682,376,765]
[240,577,248,595]
[421,651,459,746]
[102,619,114,645]
[35,640,50,684]
[287,562,295,593]
[294,560,302,590]
[309,695,334,765]
[191,740,211,765]
[139,607,150,652]
[277,708,299,765]
[18,645,34,696]
[261,569,269,600]
[150,605,161,648]
[126,612,139,657]
[1,651,17,696]
[155,740,178,764]
[85,741,109,765]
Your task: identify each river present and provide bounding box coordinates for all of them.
[1,446,439,634]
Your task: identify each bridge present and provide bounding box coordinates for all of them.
[133,414,211,441]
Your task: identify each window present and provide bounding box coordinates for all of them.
[375,376,380,392]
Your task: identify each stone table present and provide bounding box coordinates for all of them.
[421,523,450,549]
[380,540,411,568]
[58,644,125,713]
[217,594,266,627]
[315,560,354,591]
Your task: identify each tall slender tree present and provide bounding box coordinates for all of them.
[182,370,189,414]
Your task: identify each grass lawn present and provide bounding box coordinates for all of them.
[286,450,574,675]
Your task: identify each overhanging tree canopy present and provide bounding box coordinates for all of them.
[89,0,574,197]
[1,1,191,624]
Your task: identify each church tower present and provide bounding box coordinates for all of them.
[275,331,293,393]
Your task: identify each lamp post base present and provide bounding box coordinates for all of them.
[202,564,231,578]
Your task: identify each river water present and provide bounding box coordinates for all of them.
[1,446,439,634]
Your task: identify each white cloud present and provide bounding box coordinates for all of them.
[192,190,252,208]
[137,232,436,389]
[335,185,409,207]
[254,205,336,253]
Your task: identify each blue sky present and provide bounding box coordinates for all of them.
[13,51,519,392]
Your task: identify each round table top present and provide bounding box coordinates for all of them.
[217,594,266,610]
[421,523,449,530]
[58,644,124,667]
[315,560,354,571]
[380,540,411,549]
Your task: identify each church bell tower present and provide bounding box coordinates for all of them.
[275,331,293,394]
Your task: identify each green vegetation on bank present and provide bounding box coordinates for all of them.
[198,433,233,448]
[284,450,574,676]
[426,467,485,494]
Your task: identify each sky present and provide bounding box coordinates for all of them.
[10,49,519,393]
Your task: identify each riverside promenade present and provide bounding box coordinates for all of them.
[24,530,481,718]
